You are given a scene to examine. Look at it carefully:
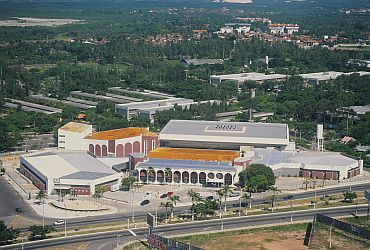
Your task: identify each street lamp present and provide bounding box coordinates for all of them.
[42,198,45,229]
[238,198,241,217]
[64,203,67,237]
[290,202,293,222]
[221,213,224,231]
[131,186,135,222]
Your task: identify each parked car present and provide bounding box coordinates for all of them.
[229,192,240,197]
[206,195,214,200]
[283,195,294,200]
[54,219,65,226]
[160,193,167,199]
[140,199,150,206]
[15,208,22,213]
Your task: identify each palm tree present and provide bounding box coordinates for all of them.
[164,168,172,183]
[160,201,171,223]
[269,187,281,212]
[241,193,252,215]
[216,189,224,217]
[147,167,155,183]
[303,178,310,190]
[168,195,180,219]
[187,190,202,221]
[35,189,48,203]
[35,190,48,228]
[221,185,231,212]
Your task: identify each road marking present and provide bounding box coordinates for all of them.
[128,229,137,236]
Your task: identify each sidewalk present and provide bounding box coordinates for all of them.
[27,198,119,219]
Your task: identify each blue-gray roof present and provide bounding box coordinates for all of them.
[253,148,296,165]
[138,158,236,172]
[61,171,113,180]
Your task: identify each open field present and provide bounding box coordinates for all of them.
[310,222,370,250]
[123,218,370,250]
[0,17,83,27]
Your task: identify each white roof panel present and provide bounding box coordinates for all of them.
[160,120,288,140]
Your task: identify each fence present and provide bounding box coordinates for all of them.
[147,234,203,250]
[315,213,370,240]
[303,222,313,246]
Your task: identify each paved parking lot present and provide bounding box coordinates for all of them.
[103,183,241,209]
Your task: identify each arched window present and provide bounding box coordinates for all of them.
[116,144,124,157]
[191,172,198,184]
[102,145,108,156]
[95,145,101,157]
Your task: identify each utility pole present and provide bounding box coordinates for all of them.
[314,190,316,209]
[329,224,332,248]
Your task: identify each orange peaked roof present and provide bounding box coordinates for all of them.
[148,147,239,162]
[85,127,156,140]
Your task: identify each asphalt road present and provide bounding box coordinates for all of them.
[0,176,37,222]
[10,181,368,233]
[2,205,368,250]
[49,182,370,231]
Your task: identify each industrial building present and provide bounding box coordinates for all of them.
[20,150,122,195]
[182,59,224,66]
[210,72,287,85]
[108,87,175,100]
[159,120,294,150]
[5,99,63,115]
[300,71,370,85]
[115,99,220,122]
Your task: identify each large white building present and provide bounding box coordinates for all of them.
[159,120,295,150]
[20,150,122,195]
[252,148,363,180]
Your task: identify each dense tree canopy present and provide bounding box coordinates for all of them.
[238,164,275,192]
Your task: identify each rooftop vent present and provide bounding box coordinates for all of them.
[214,124,237,130]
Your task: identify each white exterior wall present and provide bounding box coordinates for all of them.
[137,166,237,186]
[160,133,289,148]
[60,173,122,195]
[301,161,359,179]
[58,127,92,150]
